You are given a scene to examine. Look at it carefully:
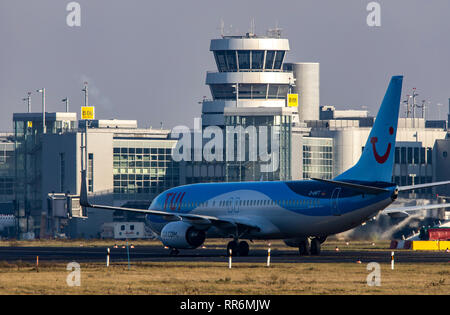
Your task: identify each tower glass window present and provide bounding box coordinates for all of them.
[225,51,237,71]
[238,51,250,70]
[265,51,275,70]
[274,51,285,69]
[251,51,264,69]
[268,84,289,99]
[210,84,236,100]
[251,84,267,99]
[210,83,289,100]
[215,50,228,72]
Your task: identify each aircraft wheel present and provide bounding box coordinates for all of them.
[227,240,239,256]
[237,241,249,256]
[310,238,321,256]
[298,239,310,256]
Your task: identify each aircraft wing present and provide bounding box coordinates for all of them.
[81,198,261,231]
[382,203,450,216]
[80,171,260,232]
[398,180,450,192]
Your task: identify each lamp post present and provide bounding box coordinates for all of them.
[82,82,89,174]
[36,88,46,133]
[62,98,69,112]
[437,103,443,120]
[22,92,31,113]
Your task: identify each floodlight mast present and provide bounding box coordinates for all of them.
[22,92,31,113]
[62,98,69,112]
[36,88,46,133]
[82,82,89,174]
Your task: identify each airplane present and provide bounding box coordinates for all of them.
[80,75,450,256]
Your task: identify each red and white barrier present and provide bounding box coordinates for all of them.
[389,240,412,249]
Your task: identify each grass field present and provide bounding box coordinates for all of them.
[0,260,449,295]
[0,238,391,251]
[0,239,449,294]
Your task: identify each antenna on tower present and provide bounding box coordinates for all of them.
[218,18,224,37]
[417,100,427,119]
[411,88,419,119]
[267,21,282,38]
[249,18,255,36]
[403,94,411,118]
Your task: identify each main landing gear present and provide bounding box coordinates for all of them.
[298,237,325,256]
[227,240,249,257]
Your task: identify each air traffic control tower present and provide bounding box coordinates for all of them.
[196,31,301,182]
[201,31,296,127]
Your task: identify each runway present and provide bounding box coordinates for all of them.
[0,244,449,264]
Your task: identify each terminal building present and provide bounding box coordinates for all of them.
[0,133,15,216]
[10,114,180,238]
[3,30,450,239]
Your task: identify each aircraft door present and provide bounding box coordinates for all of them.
[331,188,341,216]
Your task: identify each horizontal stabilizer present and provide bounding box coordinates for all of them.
[398,180,450,192]
[382,203,450,215]
[311,178,389,194]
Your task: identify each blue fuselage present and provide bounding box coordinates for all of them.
[146,180,397,240]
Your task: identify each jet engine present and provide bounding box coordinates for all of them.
[160,221,206,249]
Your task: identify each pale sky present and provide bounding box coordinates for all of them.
[1,0,449,132]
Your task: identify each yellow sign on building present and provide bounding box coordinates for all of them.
[287,94,298,107]
[81,106,95,120]
[27,121,32,128]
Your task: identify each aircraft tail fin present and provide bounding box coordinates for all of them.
[335,75,403,183]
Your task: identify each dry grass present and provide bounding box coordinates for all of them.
[0,260,449,295]
[0,239,448,295]
[0,238,161,248]
[0,238,392,251]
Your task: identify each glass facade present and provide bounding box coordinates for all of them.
[214,50,286,72]
[210,83,289,100]
[303,137,333,180]
[224,114,292,182]
[394,146,431,165]
[0,140,15,204]
[112,140,179,201]
[392,145,434,197]
[13,114,77,236]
